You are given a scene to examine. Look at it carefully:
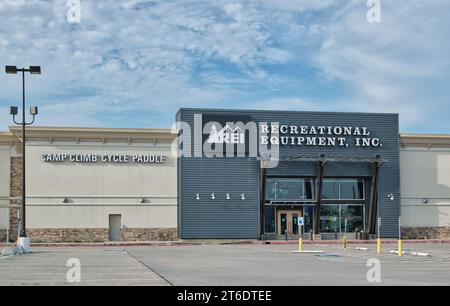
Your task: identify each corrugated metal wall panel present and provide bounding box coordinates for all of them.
[179,158,260,238]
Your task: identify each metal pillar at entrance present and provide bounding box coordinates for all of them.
[314,155,326,235]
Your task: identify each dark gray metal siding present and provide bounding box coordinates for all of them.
[179,158,260,238]
[177,109,400,238]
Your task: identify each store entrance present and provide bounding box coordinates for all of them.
[277,210,302,238]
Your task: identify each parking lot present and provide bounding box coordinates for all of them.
[0,243,449,286]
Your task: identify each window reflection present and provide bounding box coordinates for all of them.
[322,178,365,200]
[320,205,340,233]
[340,205,364,232]
[340,179,364,200]
[264,206,276,233]
[305,180,314,200]
[277,179,303,199]
[265,178,314,201]
[322,179,339,200]
[265,179,277,200]
[320,205,364,233]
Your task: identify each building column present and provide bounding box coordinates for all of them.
[314,156,326,235]
[9,156,23,242]
[368,155,383,235]
[259,163,267,240]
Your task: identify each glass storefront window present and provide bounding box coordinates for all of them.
[303,206,313,233]
[340,179,364,200]
[322,178,365,200]
[319,205,340,233]
[304,179,314,200]
[340,205,364,232]
[276,179,303,200]
[265,179,277,200]
[319,205,364,233]
[322,179,340,200]
[265,178,314,201]
[264,206,276,233]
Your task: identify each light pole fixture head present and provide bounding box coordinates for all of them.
[29,66,41,74]
[5,66,17,74]
[10,106,18,116]
[30,106,38,116]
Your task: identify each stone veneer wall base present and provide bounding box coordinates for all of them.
[402,227,450,239]
[27,228,178,243]
[0,229,7,243]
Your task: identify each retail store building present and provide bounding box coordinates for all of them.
[1,108,450,242]
[177,109,400,239]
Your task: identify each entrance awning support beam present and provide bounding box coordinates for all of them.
[259,163,267,240]
[368,155,383,235]
[313,155,326,235]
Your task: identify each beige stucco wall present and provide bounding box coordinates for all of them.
[401,148,450,227]
[25,140,177,229]
[0,145,11,229]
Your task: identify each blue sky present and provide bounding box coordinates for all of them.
[0,0,449,133]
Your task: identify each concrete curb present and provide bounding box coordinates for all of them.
[0,239,449,248]
[0,241,196,248]
[260,239,450,245]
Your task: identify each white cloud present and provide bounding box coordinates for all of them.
[315,0,450,131]
[0,0,449,133]
[263,0,335,12]
[0,0,302,130]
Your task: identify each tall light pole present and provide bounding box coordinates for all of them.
[6,65,40,252]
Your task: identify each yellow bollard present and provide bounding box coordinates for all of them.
[398,240,403,257]
[343,237,348,250]
[377,238,381,255]
[299,238,303,253]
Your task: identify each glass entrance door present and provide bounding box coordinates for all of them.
[277,210,302,238]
